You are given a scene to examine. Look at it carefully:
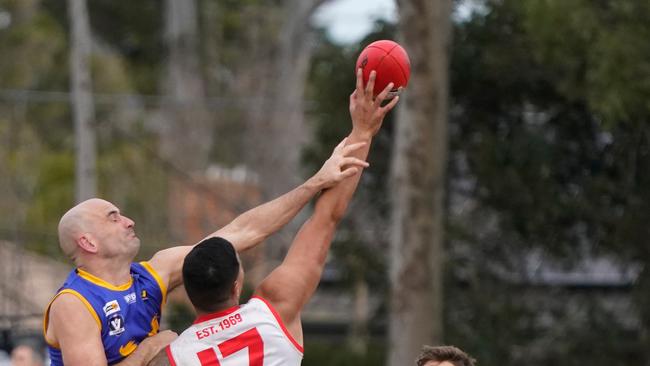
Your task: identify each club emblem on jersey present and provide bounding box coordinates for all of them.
[103,300,121,316]
[108,314,126,336]
[141,290,148,300]
[119,340,138,357]
[124,292,137,304]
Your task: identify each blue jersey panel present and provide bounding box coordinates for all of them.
[45,262,166,366]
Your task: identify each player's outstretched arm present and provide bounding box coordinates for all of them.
[146,134,372,291]
[147,349,171,366]
[46,294,177,366]
[255,71,399,344]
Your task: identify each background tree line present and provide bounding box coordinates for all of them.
[1,0,649,365]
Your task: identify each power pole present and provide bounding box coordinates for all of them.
[68,0,97,202]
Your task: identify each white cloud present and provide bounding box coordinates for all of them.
[312,0,397,44]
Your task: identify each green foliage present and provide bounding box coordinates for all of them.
[448,0,650,364]
[24,151,74,254]
[0,2,67,89]
[520,0,650,123]
[42,0,164,94]
[452,0,650,258]
[166,302,195,334]
[1,0,649,363]
[0,0,174,259]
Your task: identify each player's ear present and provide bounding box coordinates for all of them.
[233,278,244,300]
[77,234,98,254]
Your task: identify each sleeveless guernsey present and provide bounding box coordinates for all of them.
[44,262,166,365]
[167,297,303,366]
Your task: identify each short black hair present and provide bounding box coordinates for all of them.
[182,237,240,313]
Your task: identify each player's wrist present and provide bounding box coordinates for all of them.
[304,175,327,193]
[350,126,375,141]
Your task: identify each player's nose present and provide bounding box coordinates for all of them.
[124,215,135,228]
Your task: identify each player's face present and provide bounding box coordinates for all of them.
[88,199,140,258]
[11,346,37,366]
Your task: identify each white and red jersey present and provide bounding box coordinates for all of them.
[166,296,303,366]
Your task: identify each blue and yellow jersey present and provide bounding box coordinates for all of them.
[43,262,167,365]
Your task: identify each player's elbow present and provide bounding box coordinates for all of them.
[313,208,344,228]
[331,206,351,224]
[315,201,349,225]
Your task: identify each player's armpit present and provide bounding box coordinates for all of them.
[48,293,108,366]
[147,245,194,292]
[254,266,308,345]
[254,215,338,342]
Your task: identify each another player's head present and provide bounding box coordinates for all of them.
[415,345,476,366]
[183,237,244,313]
[11,344,44,366]
[57,198,140,265]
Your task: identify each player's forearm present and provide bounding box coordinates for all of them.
[147,350,171,366]
[219,177,324,251]
[323,130,372,221]
[113,339,160,366]
[113,350,153,366]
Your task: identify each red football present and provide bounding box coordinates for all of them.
[355,40,411,96]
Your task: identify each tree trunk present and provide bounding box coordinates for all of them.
[246,0,330,200]
[163,0,212,242]
[67,0,97,202]
[162,0,211,172]
[388,0,452,364]
[241,0,330,262]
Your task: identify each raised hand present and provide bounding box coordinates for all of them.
[349,68,401,138]
[313,138,370,189]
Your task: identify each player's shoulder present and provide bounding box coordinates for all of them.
[240,296,266,311]
[243,296,282,320]
[48,290,101,334]
[49,290,90,314]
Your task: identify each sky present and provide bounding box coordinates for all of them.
[313,0,479,44]
[313,0,397,44]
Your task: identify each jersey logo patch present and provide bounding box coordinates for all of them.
[108,314,126,336]
[141,290,148,300]
[103,300,121,316]
[124,292,137,304]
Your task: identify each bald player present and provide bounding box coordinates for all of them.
[43,138,370,365]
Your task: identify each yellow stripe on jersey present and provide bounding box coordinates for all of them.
[77,268,134,291]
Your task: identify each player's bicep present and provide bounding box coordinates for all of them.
[50,294,107,366]
[209,223,255,252]
[255,216,336,322]
[256,265,312,316]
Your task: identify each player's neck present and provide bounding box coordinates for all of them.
[195,299,239,318]
[77,257,133,287]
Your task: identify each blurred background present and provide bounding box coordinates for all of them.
[1,0,650,365]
